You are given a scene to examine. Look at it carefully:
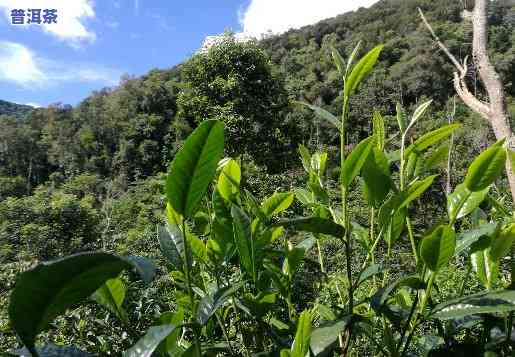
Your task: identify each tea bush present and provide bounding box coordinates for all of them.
[5,43,515,357]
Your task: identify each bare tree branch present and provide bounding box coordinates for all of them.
[418,1,515,203]
[418,8,464,73]
[419,8,491,119]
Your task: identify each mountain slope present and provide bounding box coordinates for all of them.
[0,100,33,118]
[1,0,514,187]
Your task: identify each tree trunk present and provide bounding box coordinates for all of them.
[470,0,515,203]
[419,0,515,203]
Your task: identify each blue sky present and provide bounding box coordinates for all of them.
[0,0,377,107]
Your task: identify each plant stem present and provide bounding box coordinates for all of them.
[216,312,235,356]
[400,132,419,265]
[401,272,436,356]
[316,237,326,274]
[181,219,201,354]
[369,208,377,287]
[397,294,419,353]
[340,92,354,356]
[406,217,419,264]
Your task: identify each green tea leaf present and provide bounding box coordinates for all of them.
[396,103,407,134]
[92,278,128,324]
[430,290,515,320]
[290,310,312,357]
[232,205,256,281]
[330,46,346,76]
[465,139,507,192]
[362,147,392,207]
[217,159,241,202]
[310,317,351,357]
[454,224,497,256]
[158,224,185,270]
[261,192,295,217]
[470,236,497,289]
[296,102,341,132]
[398,175,438,210]
[372,111,385,150]
[344,45,383,99]
[299,145,312,173]
[447,183,489,222]
[406,100,432,133]
[9,252,155,354]
[312,152,328,176]
[341,136,375,188]
[490,223,515,261]
[423,143,449,172]
[356,264,383,288]
[123,325,179,357]
[420,225,456,272]
[371,275,426,312]
[508,148,515,176]
[197,284,242,325]
[275,217,345,238]
[157,310,184,356]
[345,41,362,75]
[405,124,461,158]
[294,188,313,205]
[166,120,224,218]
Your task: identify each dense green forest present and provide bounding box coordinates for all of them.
[2,0,515,355]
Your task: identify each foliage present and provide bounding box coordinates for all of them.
[176,35,297,172]
[2,1,515,356]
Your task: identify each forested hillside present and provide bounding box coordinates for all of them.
[0,100,33,118]
[2,0,515,355]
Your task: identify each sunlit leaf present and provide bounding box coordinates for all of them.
[490,223,515,261]
[341,136,375,188]
[406,100,432,133]
[420,225,456,272]
[447,183,489,222]
[261,192,295,217]
[362,147,391,207]
[123,325,180,357]
[398,175,437,209]
[430,290,515,320]
[289,310,312,357]
[166,120,224,218]
[405,124,461,158]
[92,277,128,324]
[217,159,241,202]
[372,111,385,150]
[344,45,383,99]
[465,139,507,192]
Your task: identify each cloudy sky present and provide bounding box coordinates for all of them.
[0,0,378,107]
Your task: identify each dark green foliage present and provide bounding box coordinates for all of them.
[176,36,296,172]
[2,1,515,356]
[0,185,101,261]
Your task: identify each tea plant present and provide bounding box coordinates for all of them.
[6,43,515,357]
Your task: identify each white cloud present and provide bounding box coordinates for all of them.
[0,42,45,86]
[240,0,379,37]
[0,0,96,44]
[0,41,120,88]
[25,102,42,107]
